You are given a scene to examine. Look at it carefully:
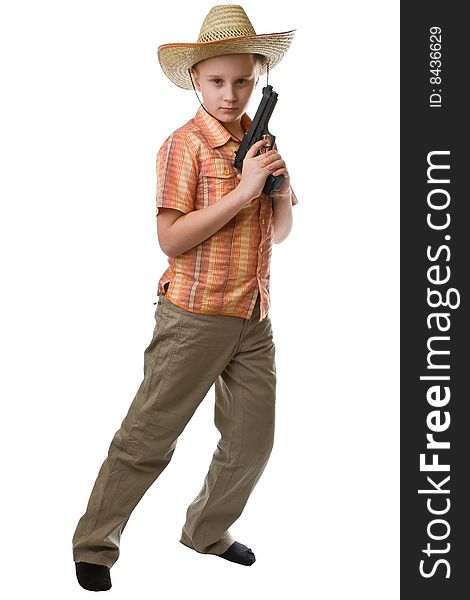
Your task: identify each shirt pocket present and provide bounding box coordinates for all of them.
[198,157,238,208]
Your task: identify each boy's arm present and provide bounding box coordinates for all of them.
[157,185,252,258]
[273,187,297,244]
[270,139,298,244]
[157,138,271,258]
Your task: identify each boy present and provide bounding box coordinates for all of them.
[72,4,297,591]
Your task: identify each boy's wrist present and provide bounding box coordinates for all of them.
[233,185,256,206]
[273,187,291,201]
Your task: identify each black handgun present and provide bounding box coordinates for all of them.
[233,85,285,197]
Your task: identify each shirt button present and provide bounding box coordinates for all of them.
[262,219,265,224]
[260,247,263,253]
[224,169,230,174]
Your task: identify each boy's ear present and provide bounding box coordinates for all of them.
[191,69,201,91]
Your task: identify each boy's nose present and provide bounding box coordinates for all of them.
[223,85,237,101]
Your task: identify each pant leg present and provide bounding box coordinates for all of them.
[180,296,276,554]
[72,293,244,568]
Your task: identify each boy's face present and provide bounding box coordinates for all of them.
[191,53,260,127]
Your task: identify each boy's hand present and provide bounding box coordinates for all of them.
[271,171,291,197]
[235,139,290,200]
[267,141,291,197]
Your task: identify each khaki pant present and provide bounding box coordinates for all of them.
[72,288,276,568]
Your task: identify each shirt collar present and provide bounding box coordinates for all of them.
[193,105,252,148]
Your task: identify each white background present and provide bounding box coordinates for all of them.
[0,0,399,598]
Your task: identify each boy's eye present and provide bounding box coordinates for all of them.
[210,79,248,85]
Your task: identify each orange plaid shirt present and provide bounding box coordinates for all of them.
[156,105,298,321]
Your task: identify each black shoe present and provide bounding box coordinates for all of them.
[75,561,112,591]
[217,541,256,566]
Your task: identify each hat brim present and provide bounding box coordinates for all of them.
[157,30,296,90]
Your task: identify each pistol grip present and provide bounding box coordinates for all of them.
[263,174,285,197]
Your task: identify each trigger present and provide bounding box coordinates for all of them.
[260,134,273,154]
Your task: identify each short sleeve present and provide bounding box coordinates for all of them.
[156,133,198,215]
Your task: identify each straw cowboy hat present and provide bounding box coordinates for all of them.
[157,4,296,90]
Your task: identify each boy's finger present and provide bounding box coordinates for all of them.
[245,139,271,158]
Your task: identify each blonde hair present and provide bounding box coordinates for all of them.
[191,53,266,75]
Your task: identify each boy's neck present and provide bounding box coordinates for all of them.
[222,119,245,142]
